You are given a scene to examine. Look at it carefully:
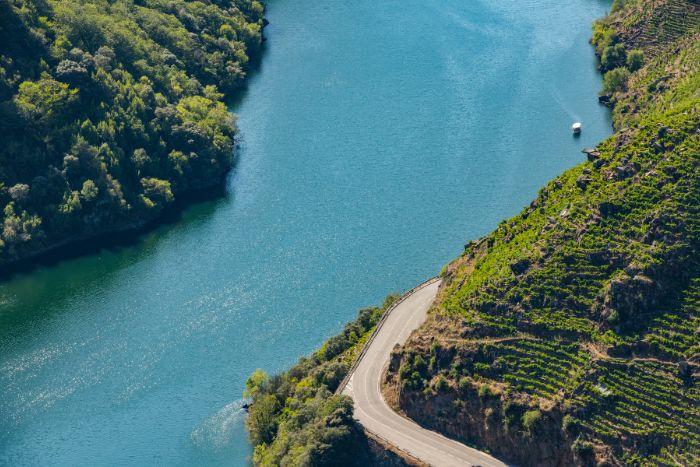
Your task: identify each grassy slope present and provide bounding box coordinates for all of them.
[387,0,699,465]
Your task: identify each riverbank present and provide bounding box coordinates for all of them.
[0,173,228,278]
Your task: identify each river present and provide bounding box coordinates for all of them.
[0,0,611,465]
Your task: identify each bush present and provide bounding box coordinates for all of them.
[601,43,626,70]
[562,414,578,433]
[572,437,594,457]
[521,409,542,434]
[245,369,270,399]
[611,0,626,13]
[246,394,280,446]
[592,22,617,55]
[602,67,631,95]
[478,383,495,399]
[459,377,471,392]
[434,375,449,392]
[626,50,644,72]
[606,309,621,325]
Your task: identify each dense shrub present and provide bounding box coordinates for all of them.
[571,438,594,457]
[625,49,644,72]
[601,43,626,70]
[521,410,542,434]
[601,67,631,94]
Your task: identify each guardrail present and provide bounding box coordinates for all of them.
[335,275,442,395]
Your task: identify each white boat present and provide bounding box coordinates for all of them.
[572,122,582,134]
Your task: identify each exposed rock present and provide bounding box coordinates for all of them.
[576,175,592,189]
[389,376,577,467]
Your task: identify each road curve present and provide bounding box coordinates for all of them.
[341,279,508,467]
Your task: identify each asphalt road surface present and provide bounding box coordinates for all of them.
[342,279,508,467]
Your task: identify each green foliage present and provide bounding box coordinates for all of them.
[562,414,578,433]
[611,0,627,13]
[245,369,269,399]
[625,49,644,72]
[15,78,78,122]
[521,410,542,434]
[399,353,429,391]
[601,43,626,71]
[478,383,495,399]
[247,394,280,446]
[245,297,397,466]
[253,392,359,467]
[601,67,631,95]
[434,375,449,392]
[591,21,617,56]
[0,0,264,265]
[571,437,594,457]
[80,179,98,201]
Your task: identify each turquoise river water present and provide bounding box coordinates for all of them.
[0,0,612,465]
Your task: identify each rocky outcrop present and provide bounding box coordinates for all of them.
[384,349,592,467]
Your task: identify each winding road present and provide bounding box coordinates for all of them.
[340,279,508,467]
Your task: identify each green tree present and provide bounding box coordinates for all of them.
[14,78,78,124]
[246,394,280,446]
[602,67,631,95]
[140,178,174,207]
[626,50,644,72]
[601,43,626,70]
[244,369,269,399]
[80,180,99,201]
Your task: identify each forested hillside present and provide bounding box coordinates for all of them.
[0,0,264,266]
[386,0,700,465]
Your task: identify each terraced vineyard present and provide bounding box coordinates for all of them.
[613,0,700,51]
[386,0,700,464]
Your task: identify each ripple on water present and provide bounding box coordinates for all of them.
[190,399,249,451]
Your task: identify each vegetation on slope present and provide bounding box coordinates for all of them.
[0,0,264,266]
[385,0,699,465]
[245,295,405,466]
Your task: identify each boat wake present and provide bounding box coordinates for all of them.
[190,398,249,450]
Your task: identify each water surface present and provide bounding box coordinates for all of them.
[0,0,611,465]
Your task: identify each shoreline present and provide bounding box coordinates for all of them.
[0,170,230,279]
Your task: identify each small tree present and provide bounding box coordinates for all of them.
[572,437,594,457]
[80,180,99,202]
[478,383,494,399]
[522,409,542,435]
[601,43,626,70]
[626,50,644,72]
[602,67,631,95]
[244,369,270,399]
[246,394,280,445]
[434,375,449,392]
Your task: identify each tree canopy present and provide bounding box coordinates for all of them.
[0,0,264,265]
